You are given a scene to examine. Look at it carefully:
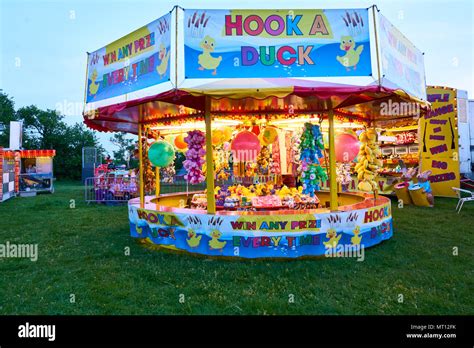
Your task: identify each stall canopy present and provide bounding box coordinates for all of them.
[83,6,429,131]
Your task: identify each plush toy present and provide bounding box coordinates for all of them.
[213,143,230,181]
[414,170,434,206]
[299,123,327,196]
[135,138,156,194]
[400,167,418,186]
[160,162,176,183]
[183,130,206,184]
[336,163,352,191]
[256,145,271,175]
[355,128,382,192]
[291,129,302,175]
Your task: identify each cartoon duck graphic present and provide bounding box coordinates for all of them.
[336,36,364,71]
[351,226,362,246]
[186,228,202,248]
[323,228,342,249]
[208,229,226,250]
[198,35,222,75]
[89,69,99,96]
[156,43,170,78]
[135,226,143,235]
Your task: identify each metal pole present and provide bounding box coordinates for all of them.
[204,96,216,214]
[372,5,382,86]
[138,106,145,208]
[328,108,338,211]
[155,166,160,199]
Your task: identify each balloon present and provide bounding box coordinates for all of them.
[148,141,175,167]
[260,127,278,145]
[335,133,359,163]
[174,134,188,151]
[212,129,224,146]
[221,127,233,142]
[231,130,261,162]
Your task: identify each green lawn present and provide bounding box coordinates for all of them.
[0,181,472,315]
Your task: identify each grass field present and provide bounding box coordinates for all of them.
[0,181,472,315]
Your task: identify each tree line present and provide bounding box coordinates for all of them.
[0,91,105,179]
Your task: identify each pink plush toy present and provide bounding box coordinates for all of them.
[400,167,418,187]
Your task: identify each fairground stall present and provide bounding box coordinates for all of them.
[0,149,20,202]
[0,149,56,200]
[83,6,429,258]
[18,150,56,195]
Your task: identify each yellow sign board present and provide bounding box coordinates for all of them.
[420,87,460,197]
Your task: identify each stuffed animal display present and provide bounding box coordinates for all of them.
[298,123,327,197]
[183,130,206,184]
[355,128,382,192]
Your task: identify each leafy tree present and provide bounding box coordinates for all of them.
[110,132,136,168]
[0,92,38,148]
[16,106,66,149]
[54,124,105,179]
[0,91,17,147]
[0,91,105,179]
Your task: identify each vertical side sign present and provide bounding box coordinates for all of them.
[420,87,460,197]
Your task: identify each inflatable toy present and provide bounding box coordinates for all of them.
[148,141,175,167]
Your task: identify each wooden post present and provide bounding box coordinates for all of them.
[204,96,216,214]
[328,108,338,211]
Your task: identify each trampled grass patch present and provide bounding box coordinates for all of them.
[0,182,472,315]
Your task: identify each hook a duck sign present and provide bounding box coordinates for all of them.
[183,9,371,79]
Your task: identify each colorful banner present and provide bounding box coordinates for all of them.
[85,13,172,103]
[183,9,371,79]
[378,14,426,100]
[321,175,396,195]
[420,87,460,197]
[128,201,392,259]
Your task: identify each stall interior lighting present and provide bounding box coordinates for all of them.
[270,118,364,130]
[150,118,242,133]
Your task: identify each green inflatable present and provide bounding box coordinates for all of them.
[148,141,175,167]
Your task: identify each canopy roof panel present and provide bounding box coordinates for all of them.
[83,7,428,133]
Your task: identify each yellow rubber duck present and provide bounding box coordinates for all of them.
[336,36,364,71]
[186,228,202,248]
[89,69,99,95]
[156,44,170,78]
[323,228,342,249]
[198,36,222,75]
[208,229,226,250]
[351,226,362,246]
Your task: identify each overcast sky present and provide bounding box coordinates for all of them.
[1,0,473,155]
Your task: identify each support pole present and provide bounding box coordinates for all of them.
[138,108,145,208]
[372,5,382,86]
[204,96,216,214]
[155,167,160,199]
[328,108,338,211]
